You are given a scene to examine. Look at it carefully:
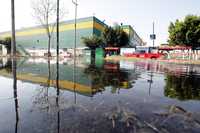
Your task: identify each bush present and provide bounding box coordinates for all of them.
[102,26,129,47]
[82,35,104,50]
[0,37,11,53]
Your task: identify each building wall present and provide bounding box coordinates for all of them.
[0,17,145,55]
[0,17,106,50]
[122,25,144,47]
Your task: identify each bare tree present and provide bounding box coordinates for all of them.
[32,0,62,57]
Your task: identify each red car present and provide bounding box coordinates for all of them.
[124,53,163,59]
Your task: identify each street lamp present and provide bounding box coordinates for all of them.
[72,0,78,57]
[56,0,60,57]
[56,1,60,130]
[72,0,78,104]
[11,2,18,127]
[11,0,16,57]
[150,22,156,48]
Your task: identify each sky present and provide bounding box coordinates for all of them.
[0,0,200,46]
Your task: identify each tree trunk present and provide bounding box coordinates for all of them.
[91,49,96,65]
[48,35,51,57]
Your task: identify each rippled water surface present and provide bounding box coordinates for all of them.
[0,57,200,133]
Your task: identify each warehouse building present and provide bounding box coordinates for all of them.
[0,16,144,56]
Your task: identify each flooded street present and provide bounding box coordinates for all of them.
[0,57,200,133]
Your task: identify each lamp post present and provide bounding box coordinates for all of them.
[11,0,16,57]
[153,22,155,47]
[72,0,78,57]
[72,0,78,104]
[11,1,18,130]
[56,0,60,57]
[150,22,156,48]
[56,1,60,130]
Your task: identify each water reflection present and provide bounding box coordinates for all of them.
[56,57,60,133]
[12,59,137,96]
[146,61,154,96]
[12,59,19,133]
[0,58,200,132]
[0,58,200,101]
[84,62,135,94]
[165,71,200,100]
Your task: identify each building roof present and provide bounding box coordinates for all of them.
[0,16,107,35]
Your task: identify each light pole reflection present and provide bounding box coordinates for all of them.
[56,0,60,130]
[147,62,154,96]
[56,57,60,133]
[12,59,19,133]
[148,71,153,96]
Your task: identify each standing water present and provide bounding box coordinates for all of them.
[0,57,200,133]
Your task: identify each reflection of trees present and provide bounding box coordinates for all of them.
[84,63,132,94]
[31,59,61,132]
[32,59,54,111]
[164,71,200,100]
[3,60,12,73]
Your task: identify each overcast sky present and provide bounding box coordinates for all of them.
[0,0,200,46]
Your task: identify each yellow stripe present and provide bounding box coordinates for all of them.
[94,22,105,31]
[17,74,92,93]
[0,21,105,38]
[0,33,10,38]
[122,28,130,35]
[58,21,93,33]
[15,21,94,37]
[0,70,93,94]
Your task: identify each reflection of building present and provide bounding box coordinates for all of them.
[0,58,8,67]
[0,60,95,96]
[0,59,138,96]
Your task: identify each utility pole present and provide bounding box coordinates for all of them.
[11,1,18,130]
[56,1,60,132]
[72,0,78,105]
[153,22,155,47]
[72,0,78,57]
[56,0,60,57]
[11,0,16,57]
[150,22,156,48]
